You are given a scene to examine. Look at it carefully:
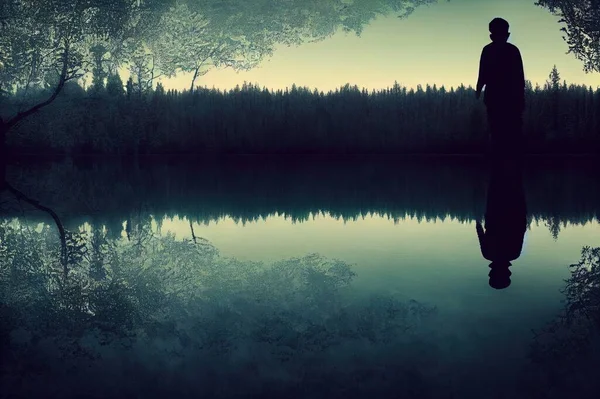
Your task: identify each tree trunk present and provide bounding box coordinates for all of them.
[190,66,200,93]
[5,182,69,278]
[4,44,70,133]
[190,220,197,243]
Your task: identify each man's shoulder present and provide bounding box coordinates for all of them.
[484,42,521,51]
[506,42,521,53]
[481,43,494,57]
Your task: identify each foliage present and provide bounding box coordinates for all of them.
[150,2,266,91]
[547,64,561,91]
[0,0,437,134]
[536,0,600,73]
[0,1,134,95]
[90,43,108,92]
[4,67,600,155]
[0,219,440,398]
[153,0,439,90]
[526,246,600,398]
[563,246,600,325]
[106,72,125,97]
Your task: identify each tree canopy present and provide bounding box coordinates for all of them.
[0,0,438,122]
[536,0,600,73]
[147,0,439,90]
[0,0,168,131]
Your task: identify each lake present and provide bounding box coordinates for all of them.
[1,155,599,398]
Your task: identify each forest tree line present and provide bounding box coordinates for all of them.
[0,0,438,154]
[2,1,598,157]
[2,157,598,240]
[3,65,600,155]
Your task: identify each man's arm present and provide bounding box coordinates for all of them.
[476,48,487,99]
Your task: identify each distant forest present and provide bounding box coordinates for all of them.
[2,66,599,155]
[2,157,598,240]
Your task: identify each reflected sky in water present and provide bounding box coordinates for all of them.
[165,211,596,318]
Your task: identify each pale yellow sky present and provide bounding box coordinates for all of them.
[154,0,600,93]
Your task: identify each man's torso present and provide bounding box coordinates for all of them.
[482,42,523,109]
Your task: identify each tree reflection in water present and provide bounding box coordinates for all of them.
[2,173,600,398]
[0,217,440,398]
[527,246,600,398]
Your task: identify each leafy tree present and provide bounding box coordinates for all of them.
[0,0,150,155]
[0,0,439,154]
[106,73,125,97]
[546,65,562,133]
[126,76,134,99]
[150,0,438,92]
[154,81,165,96]
[0,215,439,398]
[128,46,159,95]
[528,246,600,397]
[151,1,271,92]
[536,0,600,72]
[547,64,561,91]
[90,43,108,93]
[3,75,599,155]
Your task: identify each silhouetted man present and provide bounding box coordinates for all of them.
[476,18,525,155]
[476,159,527,289]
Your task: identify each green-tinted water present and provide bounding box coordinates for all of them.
[1,156,598,398]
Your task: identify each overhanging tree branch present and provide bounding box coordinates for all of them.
[536,0,600,73]
[4,181,68,279]
[5,43,71,131]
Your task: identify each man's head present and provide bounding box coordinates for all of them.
[488,261,512,289]
[489,17,510,42]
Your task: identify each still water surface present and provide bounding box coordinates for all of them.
[1,156,599,398]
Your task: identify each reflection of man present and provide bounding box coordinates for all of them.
[476,159,527,289]
[0,158,5,192]
[476,18,525,155]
